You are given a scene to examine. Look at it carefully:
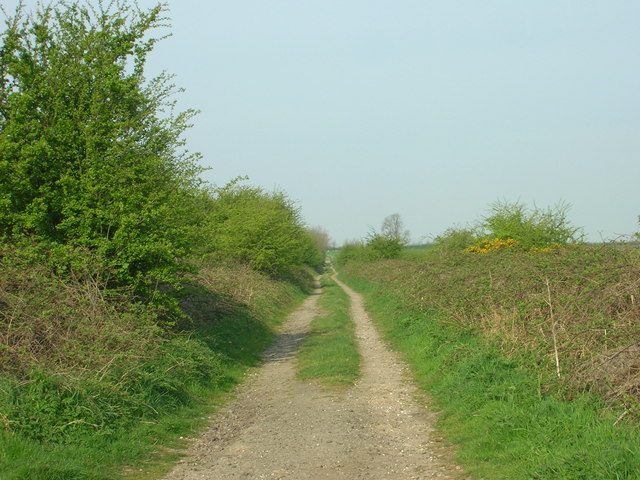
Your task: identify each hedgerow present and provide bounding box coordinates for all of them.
[0,1,324,477]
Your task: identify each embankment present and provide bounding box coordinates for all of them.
[340,245,640,479]
[0,259,310,480]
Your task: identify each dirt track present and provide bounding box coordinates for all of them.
[163,275,464,479]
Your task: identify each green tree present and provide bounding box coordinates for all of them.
[207,182,319,277]
[299,230,326,272]
[0,1,202,291]
[380,213,410,244]
[364,213,410,259]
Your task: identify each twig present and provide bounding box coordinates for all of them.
[58,419,101,430]
[97,354,119,382]
[545,277,561,378]
[579,342,640,375]
[613,409,629,426]
[5,307,17,345]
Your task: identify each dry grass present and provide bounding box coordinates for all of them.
[0,252,160,377]
[0,249,309,379]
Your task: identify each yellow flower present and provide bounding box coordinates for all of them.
[465,237,519,254]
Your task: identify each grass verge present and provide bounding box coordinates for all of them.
[296,274,360,386]
[341,273,640,479]
[0,264,308,480]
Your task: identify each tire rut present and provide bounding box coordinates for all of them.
[163,275,464,479]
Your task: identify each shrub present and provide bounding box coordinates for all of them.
[0,1,203,294]
[205,182,321,277]
[480,200,582,250]
[365,233,404,259]
[336,242,368,266]
[432,202,582,254]
[433,226,480,252]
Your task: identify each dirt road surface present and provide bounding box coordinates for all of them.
[163,275,464,479]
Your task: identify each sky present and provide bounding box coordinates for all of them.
[3,1,639,245]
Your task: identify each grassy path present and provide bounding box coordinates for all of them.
[296,273,360,386]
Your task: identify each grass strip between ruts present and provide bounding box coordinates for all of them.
[340,273,640,480]
[296,274,361,386]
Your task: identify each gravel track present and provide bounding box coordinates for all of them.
[163,275,464,479]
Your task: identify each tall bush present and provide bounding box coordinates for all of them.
[0,1,202,292]
[365,233,404,259]
[206,182,321,277]
[482,200,582,250]
[335,241,368,266]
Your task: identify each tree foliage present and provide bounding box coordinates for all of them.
[0,2,325,469]
[0,0,325,298]
[206,182,322,276]
[307,225,331,252]
[337,214,409,265]
[0,1,203,292]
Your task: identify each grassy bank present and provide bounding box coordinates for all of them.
[343,245,640,407]
[296,274,360,386]
[0,261,309,480]
[341,273,640,479]
[0,2,327,478]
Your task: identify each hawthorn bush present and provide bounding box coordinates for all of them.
[0,1,203,294]
[482,200,582,250]
[205,182,323,276]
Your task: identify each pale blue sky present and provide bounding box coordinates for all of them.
[4,1,639,244]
